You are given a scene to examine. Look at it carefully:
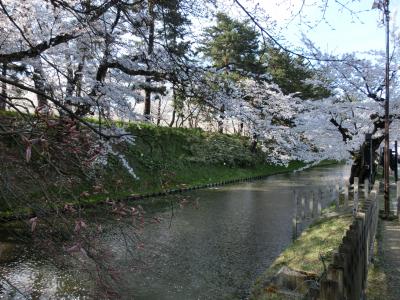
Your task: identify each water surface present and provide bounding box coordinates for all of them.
[0,164,350,299]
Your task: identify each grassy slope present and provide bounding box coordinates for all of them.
[0,115,310,216]
[251,212,352,300]
[89,123,308,198]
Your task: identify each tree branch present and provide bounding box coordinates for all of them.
[0,75,131,139]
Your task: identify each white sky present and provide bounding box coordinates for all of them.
[216,0,400,55]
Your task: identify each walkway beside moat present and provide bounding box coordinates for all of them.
[367,186,400,300]
[381,220,400,297]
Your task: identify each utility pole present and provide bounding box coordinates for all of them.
[374,0,391,217]
[366,133,373,184]
[383,0,390,217]
[395,141,398,182]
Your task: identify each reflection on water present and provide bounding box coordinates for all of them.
[0,164,350,299]
[0,242,89,299]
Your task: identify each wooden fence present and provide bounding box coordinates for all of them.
[292,181,343,240]
[291,178,371,241]
[319,181,380,300]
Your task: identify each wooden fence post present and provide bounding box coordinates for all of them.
[318,189,323,215]
[335,183,340,209]
[354,177,359,216]
[320,182,380,300]
[344,183,349,208]
[364,179,369,199]
[397,181,400,220]
[313,190,318,217]
[309,191,314,218]
[301,193,305,219]
[292,190,298,241]
[320,280,341,300]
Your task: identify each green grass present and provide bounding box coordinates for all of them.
[77,122,310,201]
[264,215,351,274]
[0,110,20,117]
[251,213,352,300]
[2,116,324,219]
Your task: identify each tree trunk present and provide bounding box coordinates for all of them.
[169,87,178,127]
[169,109,176,127]
[143,0,155,121]
[218,104,225,133]
[32,59,49,107]
[250,134,258,153]
[179,116,184,127]
[156,97,161,126]
[239,122,244,135]
[66,65,75,98]
[0,63,7,110]
[349,136,384,184]
[175,114,180,127]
